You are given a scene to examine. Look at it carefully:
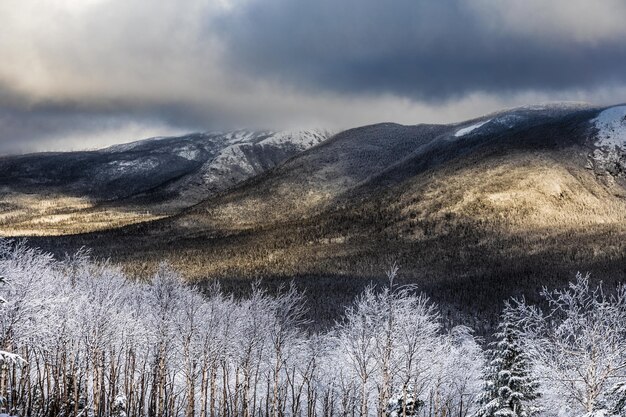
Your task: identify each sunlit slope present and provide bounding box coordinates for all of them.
[0,129,331,235]
[173,123,449,232]
[172,104,619,237]
[121,105,626,281]
[24,104,626,318]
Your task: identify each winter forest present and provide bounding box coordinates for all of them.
[0,240,625,417]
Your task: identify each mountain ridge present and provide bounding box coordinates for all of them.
[0,128,333,235]
[5,102,626,323]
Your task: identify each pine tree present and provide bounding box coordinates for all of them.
[386,385,424,417]
[589,382,626,417]
[608,382,626,416]
[476,312,540,417]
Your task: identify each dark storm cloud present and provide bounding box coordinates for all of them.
[1,0,626,153]
[218,0,626,101]
[0,92,196,154]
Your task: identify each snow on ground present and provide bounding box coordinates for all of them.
[106,158,160,174]
[454,119,491,137]
[221,130,260,145]
[258,129,330,149]
[493,114,525,129]
[593,106,626,149]
[201,129,331,185]
[202,145,256,182]
[174,146,201,160]
[590,106,626,168]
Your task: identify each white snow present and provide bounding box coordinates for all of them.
[222,130,258,145]
[174,146,200,160]
[202,145,256,184]
[258,129,330,149]
[493,114,525,129]
[106,158,160,174]
[592,106,626,150]
[200,129,331,186]
[454,119,491,137]
[590,106,626,167]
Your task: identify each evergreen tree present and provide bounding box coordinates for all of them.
[588,382,626,417]
[476,311,540,417]
[386,385,424,417]
[609,382,626,416]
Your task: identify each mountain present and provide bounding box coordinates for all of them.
[0,129,331,235]
[7,102,626,326]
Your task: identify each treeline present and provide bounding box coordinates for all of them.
[0,240,624,417]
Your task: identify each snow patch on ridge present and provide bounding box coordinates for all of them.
[493,114,525,129]
[590,106,626,172]
[104,136,167,153]
[593,106,626,150]
[259,129,330,149]
[454,119,491,137]
[174,146,201,160]
[197,129,332,192]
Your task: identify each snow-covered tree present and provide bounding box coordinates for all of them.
[476,309,540,417]
[335,266,483,417]
[608,382,626,416]
[0,274,24,366]
[336,285,379,417]
[508,273,626,416]
[434,326,485,417]
[0,240,491,417]
[584,382,626,417]
[387,384,423,417]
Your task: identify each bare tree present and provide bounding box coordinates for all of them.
[0,240,489,417]
[509,273,626,415]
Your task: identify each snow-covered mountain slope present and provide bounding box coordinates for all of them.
[0,129,332,235]
[454,119,491,137]
[593,106,626,147]
[158,129,331,208]
[0,129,330,200]
[590,105,626,175]
[451,102,593,139]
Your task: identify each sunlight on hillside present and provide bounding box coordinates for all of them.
[393,153,626,241]
[0,192,164,236]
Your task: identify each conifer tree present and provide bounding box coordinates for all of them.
[386,385,424,417]
[476,310,540,417]
[609,382,626,416]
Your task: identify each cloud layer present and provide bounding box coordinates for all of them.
[1,0,625,153]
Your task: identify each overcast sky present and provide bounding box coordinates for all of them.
[1,0,626,153]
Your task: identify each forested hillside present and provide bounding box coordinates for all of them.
[23,104,626,327]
